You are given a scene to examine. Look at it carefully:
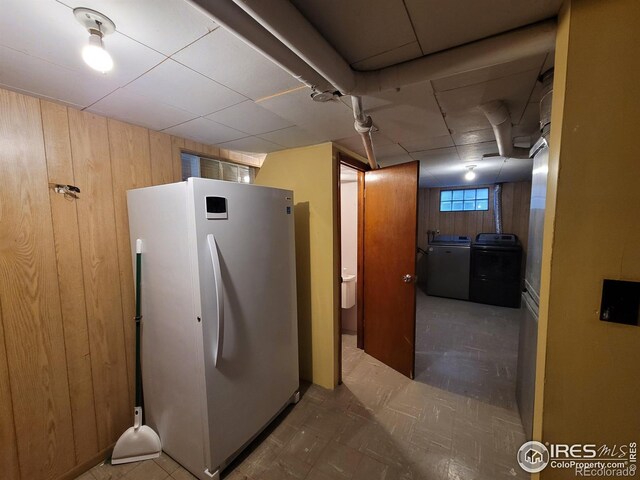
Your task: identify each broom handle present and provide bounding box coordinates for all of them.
[135,240,143,409]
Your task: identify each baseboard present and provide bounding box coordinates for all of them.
[58,444,114,480]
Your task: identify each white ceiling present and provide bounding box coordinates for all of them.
[0,0,561,187]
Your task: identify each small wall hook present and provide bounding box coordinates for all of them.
[50,183,81,200]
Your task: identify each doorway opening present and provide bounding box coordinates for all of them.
[340,164,359,336]
[338,161,364,373]
[337,152,367,383]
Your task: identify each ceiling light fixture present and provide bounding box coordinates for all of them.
[74,7,116,73]
[464,165,477,181]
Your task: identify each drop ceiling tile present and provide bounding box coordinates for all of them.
[400,135,454,152]
[351,42,423,71]
[0,45,103,107]
[374,143,408,159]
[125,59,246,116]
[57,0,218,56]
[366,83,450,142]
[0,0,164,105]
[435,69,539,134]
[452,128,496,146]
[431,55,546,92]
[335,132,397,158]
[301,118,359,142]
[259,87,357,142]
[88,88,196,131]
[163,117,246,144]
[371,132,396,146]
[173,28,301,100]
[334,135,367,157]
[216,136,283,154]
[455,141,500,161]
[258,126,324,149]
[290,0,418,65]
[205,101,293,135]
[259,86,353,125]
[410,146,460,166]
[1,0,96,71]
[404,0,562,55]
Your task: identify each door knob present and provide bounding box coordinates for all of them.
[402,274,414,283]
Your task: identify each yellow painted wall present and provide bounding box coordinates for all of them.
[534,1,640,476]
[255,143,340,389]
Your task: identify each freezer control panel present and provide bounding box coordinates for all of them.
[206,196,228,220]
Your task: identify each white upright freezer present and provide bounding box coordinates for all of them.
[127,178,299,479]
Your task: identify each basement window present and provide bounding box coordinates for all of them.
[181,153,255,184]
[440,188,489,212]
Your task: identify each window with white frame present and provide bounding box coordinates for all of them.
[439,188,489,212]
[181,153,255,184]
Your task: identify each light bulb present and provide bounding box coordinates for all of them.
[465,169,476,181]
[82,32,113,73]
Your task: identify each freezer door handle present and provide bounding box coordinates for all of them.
[207,234,224,367]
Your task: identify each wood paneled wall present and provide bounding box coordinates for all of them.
[418,181,532,253]
[0,87,254,480]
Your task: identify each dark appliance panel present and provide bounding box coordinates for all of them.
[470,233,522,308]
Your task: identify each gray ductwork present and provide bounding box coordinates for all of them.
[222,0,556,95]
[494,184,503,234]
[351,96,378,169]
[189,0,556,155]
[479,101,530,159]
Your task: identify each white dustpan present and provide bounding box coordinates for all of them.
[112,239,162,464]
[112,406,161,464]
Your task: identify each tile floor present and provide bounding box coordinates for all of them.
[79,325,528,480]
[414,289,523,411]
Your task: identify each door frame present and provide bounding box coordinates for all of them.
[336,151,369,382]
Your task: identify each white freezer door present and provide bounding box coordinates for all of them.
[189,178,299,471]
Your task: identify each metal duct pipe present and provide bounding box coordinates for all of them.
[494,184,504,234]
[188,0,331,91]
[351,96,378,169]
[355,21,556,95]
[479,101,529,159]
[226,0,556,95]
[359,131,378,170]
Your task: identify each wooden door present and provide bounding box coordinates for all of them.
[363,162,419,378]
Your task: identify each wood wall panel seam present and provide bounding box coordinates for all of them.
[106,119,134,410]
[39,100,79,467]
[0,295,22,479]
[65,106,102,462]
